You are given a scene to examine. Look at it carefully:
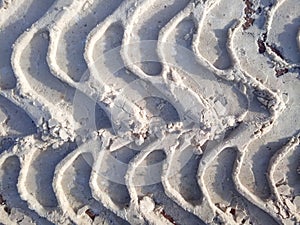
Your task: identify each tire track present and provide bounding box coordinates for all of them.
[0,0,299,224]
[1,0,92,223]
[126,135,206,225]
[55,0,123,82]
[123,1,220,222]
[125,0,190,76]
[53,140,128,225]
[123,0,270,224]
[225,20,287,225]
[226,0,300,223]
[267,133,300,222]
[84,2,161,223]
[0,148,55,225]
[17,138,76,224]
[0,0,55,90]
[10,0,81,141]
[206,147,279,225]
[83,3,210,221]
[191,1,287,224]
[0,1,75,223]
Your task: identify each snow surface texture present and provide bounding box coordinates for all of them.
[0,0,299,224]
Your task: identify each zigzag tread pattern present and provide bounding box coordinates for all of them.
[0,0,299,224]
